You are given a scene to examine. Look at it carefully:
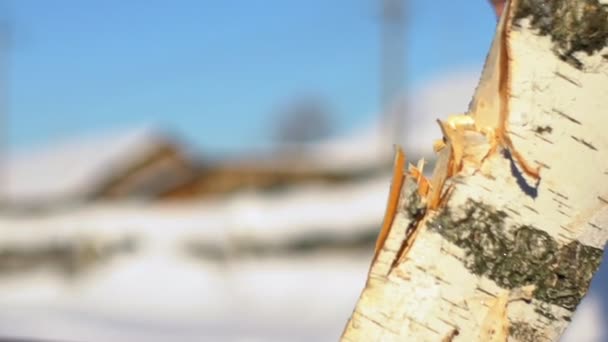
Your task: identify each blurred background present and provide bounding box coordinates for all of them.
[0,0,605,341]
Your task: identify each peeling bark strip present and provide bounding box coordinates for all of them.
[428,200,603,311]
[373,147,406,262]
[342,0,608,340]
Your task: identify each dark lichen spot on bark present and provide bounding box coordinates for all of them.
[428,199,604,310]
[535,240,603,309]
[389,181,428,269]
[509,321,543,342]
[534,305,557,320]
[514,0,608,70]
[403,182,426,221]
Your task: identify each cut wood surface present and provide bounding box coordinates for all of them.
[341,0,608,341]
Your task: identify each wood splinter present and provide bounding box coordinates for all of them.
[373,147,432,262]
[373,146,406,261]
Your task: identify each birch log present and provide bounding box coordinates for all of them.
[341,0,608,341]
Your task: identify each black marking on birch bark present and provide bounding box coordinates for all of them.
[509,321,543,342]
[548,188,569,200]
[560,225,575,234]
[441,328,459,342]
[534,134,554,144]
[476,285,496,298]
[534,160,550,170]
[534,125,553,134]
[554,71,582,87]
[503,150,540,199]
[409,317,441,335]
[589,222,602,230]
[523,205,539,214]
[552,198,572,209]
[438,317,460,333]
[440,296,466,310]
[571,135,598,151]
[598,196,608,204]
[507,130,526,139]
[506,207,521,216]
[552,108,582,125]
[514,0,608,70]
[428,200,604,311]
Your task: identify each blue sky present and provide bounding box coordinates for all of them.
[3,0,498,152]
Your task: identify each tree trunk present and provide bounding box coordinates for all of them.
[341,0,608,341]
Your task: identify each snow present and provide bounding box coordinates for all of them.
[0,176,388,341]
[0,176,390,249]
[0,252,370,342]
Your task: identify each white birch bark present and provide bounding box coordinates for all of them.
[341,0,608,341]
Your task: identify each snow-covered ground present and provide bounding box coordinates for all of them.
[0,176,605,341]
[0,178,386,341]
[0,253,603,341]
[0,253,370,342]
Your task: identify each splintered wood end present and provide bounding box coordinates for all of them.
[373,146,406,259]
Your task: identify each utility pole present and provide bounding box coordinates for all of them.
[0,21,9,208]
[380,0,406,145]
